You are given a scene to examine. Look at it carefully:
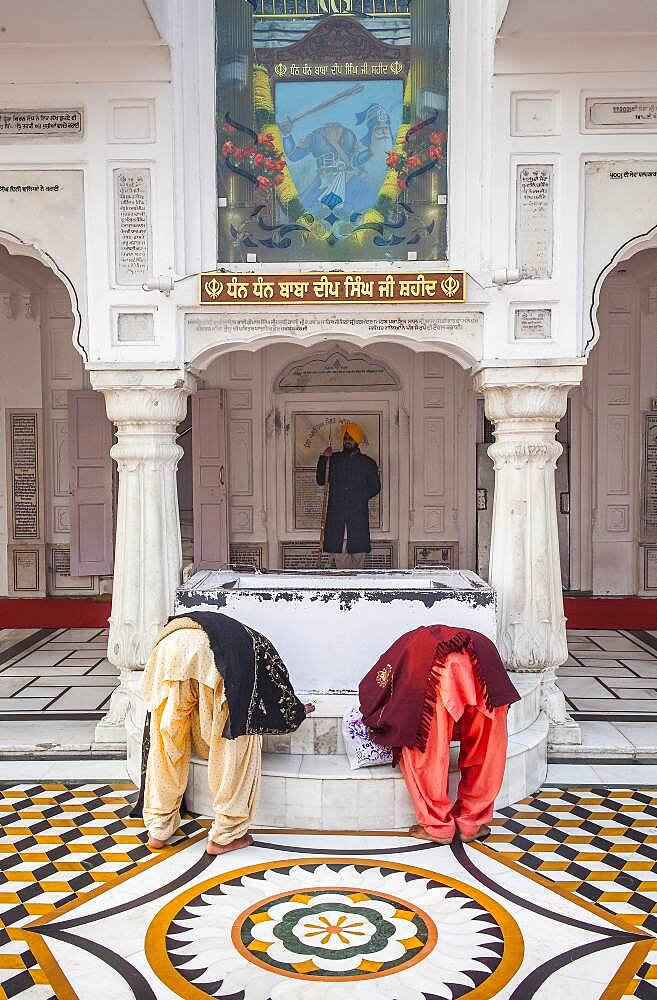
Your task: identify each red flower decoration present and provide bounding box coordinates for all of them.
[386,151,400,168]
[429,145,444,161]
[221,140,234,157]
[407,155,422,168]
[253,152,265,167]
[264,158,278,171]
[244,146,255,157]
[233,148,245,161]
[397,177,406,190]
[225,123,236,134]
[257,175,272,189]
[273,173,285,186]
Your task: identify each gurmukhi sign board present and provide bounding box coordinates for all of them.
[199,271,465,306]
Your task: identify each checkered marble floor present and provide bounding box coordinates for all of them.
[0,780,655,999]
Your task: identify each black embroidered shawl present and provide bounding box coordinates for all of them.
[130,613,306,818]
[182,611,307,738]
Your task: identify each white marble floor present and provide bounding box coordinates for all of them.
[1,627,657,718]
[0,628,116,715]
[563,628,657,715]
[0,777,654,1000]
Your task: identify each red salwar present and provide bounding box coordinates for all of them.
[399,651,508,840]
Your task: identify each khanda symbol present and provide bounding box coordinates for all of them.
[204,278,224,300]
[441,275,461,298]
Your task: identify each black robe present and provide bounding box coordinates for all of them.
[316,447,381,554]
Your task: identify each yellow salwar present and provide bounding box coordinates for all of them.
[140,618,262,846]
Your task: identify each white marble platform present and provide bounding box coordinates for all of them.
[175,569,497,692]
[124,571,548,831]
[186,713,548,830]
[184,673,547,830]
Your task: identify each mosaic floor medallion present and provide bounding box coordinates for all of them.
[147,859,522,998]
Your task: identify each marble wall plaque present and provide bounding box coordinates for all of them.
[113,167,152,285]
[52,546,71,576]
[514,308,552,340]
[586,98,657,132]
[0,108,83,140]
[645,547,657,590]
[8,411,41,541]
[410,542,458,569]
[11,548,40,592]
[642,413,657,541]
[229,543,264,570]
[516,164,554,279]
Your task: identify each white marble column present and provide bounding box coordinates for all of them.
[90,371,195,746]
[474,363,585,745]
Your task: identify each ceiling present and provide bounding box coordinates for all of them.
[0,0,162,45]
[498,0,657,36]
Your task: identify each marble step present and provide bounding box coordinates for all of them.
[263,672,542,756]
[188,713,549,831]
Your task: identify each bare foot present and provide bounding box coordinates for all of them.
[147,836,169,850]
[206,833,254,855]
[304,703,316,717]
[459,824,492,843]
[408,824,453,845]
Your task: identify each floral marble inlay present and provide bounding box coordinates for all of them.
[151,860,516,997]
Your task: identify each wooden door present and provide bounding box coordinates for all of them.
[591,279,640,594]
[192,388,230,569]
[68,391,114,576]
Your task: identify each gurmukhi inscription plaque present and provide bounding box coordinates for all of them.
[516,165,553,279]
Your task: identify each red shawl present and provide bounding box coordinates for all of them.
[359,625,520,758]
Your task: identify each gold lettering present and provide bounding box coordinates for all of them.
[252,276,275,300]
[344,275,374,298]
[278,280,309,299]
[226,276,249,300]
[378,274,396,298]
[313,274,340,299]
[399,274,434,298]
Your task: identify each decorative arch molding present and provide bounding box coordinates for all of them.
[0,230,85,361]
[587,222,657,355]
[184,311,483,372]
[274,346,401,393]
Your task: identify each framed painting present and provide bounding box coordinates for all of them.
[216,0,449,263]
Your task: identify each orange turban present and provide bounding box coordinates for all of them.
[341,421,365,445]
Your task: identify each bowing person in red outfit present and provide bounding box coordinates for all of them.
[359,626,520,845]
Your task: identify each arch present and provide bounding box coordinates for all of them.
[187,328,479,373]
[587,221,657,356]
[0,230,85,361]
[274,345,402,393]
